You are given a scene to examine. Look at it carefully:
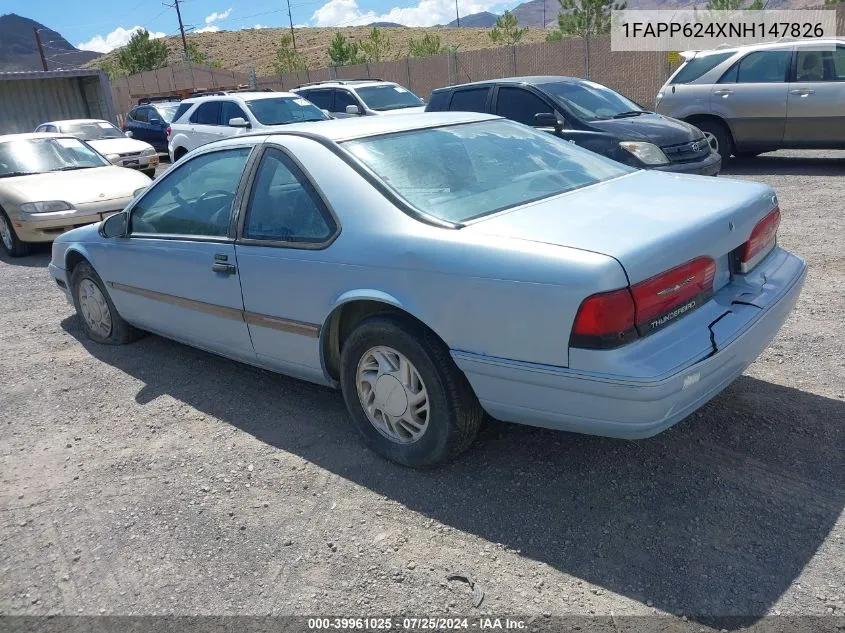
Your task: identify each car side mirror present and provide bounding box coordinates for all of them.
[124,130,134,138]
[100,211,128,239]
[533,112,564,133]
[228,117,250,128]
[345,104,361,116]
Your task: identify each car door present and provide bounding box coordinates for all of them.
[234,144,340,384]
[784,44,845,147]
[101,145,257,363]
[131,107,152,143]
[220,100,251,134]
[710,48,792,149]
[334,89,363,117]
[187,101,224,148]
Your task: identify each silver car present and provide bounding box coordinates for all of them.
[655,39,845,159]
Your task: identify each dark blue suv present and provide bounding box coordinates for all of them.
[122,101,181,153]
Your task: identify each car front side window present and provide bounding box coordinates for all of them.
[130,147,251,238]
[242,148,335,245]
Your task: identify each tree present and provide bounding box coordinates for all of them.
[186,41,222,68]
[824,0,843,5]
[408,32,445,57]
[274,34,306,73]
[545,29,563,41]
[555,0,626,37]
[359,27,391,63]
[99,59,126,79]
[328,32,364,66]
[114,29,169,76]
[489,10,528,45]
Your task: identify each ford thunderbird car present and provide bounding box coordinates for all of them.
[48,113,806,467]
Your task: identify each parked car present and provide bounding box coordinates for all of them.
[427,76,721,176]
[123,101,181,153]
[0,133,150,257]
[35,119,159,177]
[293,79,426,118]
[167,91,330,161]
[655,39,845,159]
[48,113,805,467]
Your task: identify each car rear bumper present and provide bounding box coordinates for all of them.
[652,151,722,176]
[452,249,806,439]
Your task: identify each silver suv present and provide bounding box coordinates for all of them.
[655,39,845,159]
[292,79,425,118]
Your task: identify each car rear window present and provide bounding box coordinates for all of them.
[343,119,632,223]
[670,52,735,84]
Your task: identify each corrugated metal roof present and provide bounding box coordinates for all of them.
[0,69,105,81]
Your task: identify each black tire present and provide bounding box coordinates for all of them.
[173,147,187,161]
[70,261,141,345]
[339,315,483,468]
[142,168,156,178]
[0,209,32,257]
[695,119,734,161]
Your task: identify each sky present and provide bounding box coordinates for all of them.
[5,0,517,54]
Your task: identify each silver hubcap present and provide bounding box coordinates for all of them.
[78,279,112,338]
[0,215,12,250]
[704,131,719,154]
[356,346,429,444]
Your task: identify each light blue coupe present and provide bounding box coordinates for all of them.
[49,112,806,467]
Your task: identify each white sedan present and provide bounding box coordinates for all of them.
[0,133,151,257]
[35,119,159,177]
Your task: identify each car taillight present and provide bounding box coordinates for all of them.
[738,207,780,273]
[166,126,172,140]
[570,256,716,350]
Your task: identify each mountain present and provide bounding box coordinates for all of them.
[368,21,405,27]
[511,0,562,28]
[446,11,499,27]
[0,13,101,72]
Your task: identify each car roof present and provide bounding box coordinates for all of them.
[686,37,845,57]
[181,91,298,105]
[433,75,592,92]
[38,119,112,127]
[264,111,497,143]
[0,132,74,143]
[295,80,394,90]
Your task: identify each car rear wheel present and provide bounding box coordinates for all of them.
[0,210,31,258]
[339,315,483,468]
[695,120,734,161]
[71,262,140,345]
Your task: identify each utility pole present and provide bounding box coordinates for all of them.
[455,0,460,26]
[285,0,297,51]
[543,0,546,28]
[33,28,48,71]
[173,0,189,57]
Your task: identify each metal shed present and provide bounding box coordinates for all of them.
[0,69,116,135]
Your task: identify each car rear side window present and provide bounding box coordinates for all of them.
[448,88,490,113]
[242,148,335,244]
[190,101,221,125]
[495,87,554,126]
[670,52,734,84]
[719,50,791,84]
[173,102,192,122]
[131,147,251,237]
[302,90,333,110]
[795,46,845,82]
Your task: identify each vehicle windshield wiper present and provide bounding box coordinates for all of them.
[611,110,646,118]
[55,165,93,171]
[0,171,39,178]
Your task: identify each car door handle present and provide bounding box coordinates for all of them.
[713,89,732,97]
[790,89,815,96]
[212,262,237,274]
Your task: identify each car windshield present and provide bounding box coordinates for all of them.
[343,119,632,223]
[355,85,424,111]
[154,105,180,123]
[540,81,643,121]
[245,97,329,125]
[60,121,126,140]
[0,137,107,177]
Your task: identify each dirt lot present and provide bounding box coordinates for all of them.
[1,152,844,628]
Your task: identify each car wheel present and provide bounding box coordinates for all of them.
[340,315,483,468]
[696,120,734,161]
[70,261,140,345]
[173,147,187,161]
[0,209,31,257]
[142,168,156,178]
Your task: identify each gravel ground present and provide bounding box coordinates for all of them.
[1,151,843,628]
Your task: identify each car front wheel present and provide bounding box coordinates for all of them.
[0,210,31,257]
[70,261,140,345]
[696,120,734,161]
[340,315,483,468]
